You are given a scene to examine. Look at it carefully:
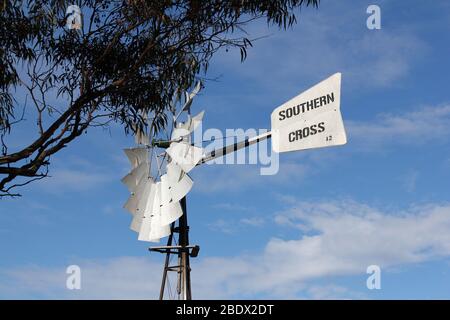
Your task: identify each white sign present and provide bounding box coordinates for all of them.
[271,73,347,153]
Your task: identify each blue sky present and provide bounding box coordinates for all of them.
[2,0,450,299]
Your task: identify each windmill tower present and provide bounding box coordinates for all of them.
[121,73,347,300]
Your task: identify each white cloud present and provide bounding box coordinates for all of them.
[43,168,112,192]
[0,257,161,299]
[401,170,419,193]
[240,217,265,227]
[213,3,427,92]
[195,200,450,297]
[3,200,450,299]
[212,203,255,212]
[207,218,238,234]
[347,104,450,149]
[306,284,366,300]
[35,156,116,194]
[273,200,450,268]
[207,215,265,234]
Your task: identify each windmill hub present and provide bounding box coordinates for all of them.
[151,139,172,149]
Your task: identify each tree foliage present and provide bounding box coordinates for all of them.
[0,0,319,196]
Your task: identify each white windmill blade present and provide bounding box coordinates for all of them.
[138,181,161,241]
[149,215,171,242]
[160,174,172,206]
[130,178,155,232]
[167,160,183,182]
[171,110,205,142]
[189,110,204,132]
[123,174,149,214]
[170,175,193,203]
[166,142,203,173]
[271,72,347,153]
[121,161,149,192]
[135,177,154,216]
[171,127,191,141]
[178,110,205,133]
[132,179,156,233]
[161,201,183,226]
[123,147,148,169]
[160,174,184,225]
[166,162,193,202]
[130,213,144,233]
[174,81,202,121]
[182,81,202,112]
[149,221,171,242]
[139,182,171,242]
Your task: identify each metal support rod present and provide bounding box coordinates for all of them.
[159,223,174,300]
[151,197,194,300]
[178,197,192,300]
[199,131,272,165]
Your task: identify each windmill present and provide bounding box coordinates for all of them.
[121,73,347,300]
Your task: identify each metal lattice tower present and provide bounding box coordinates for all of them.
[150,197,199,300]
